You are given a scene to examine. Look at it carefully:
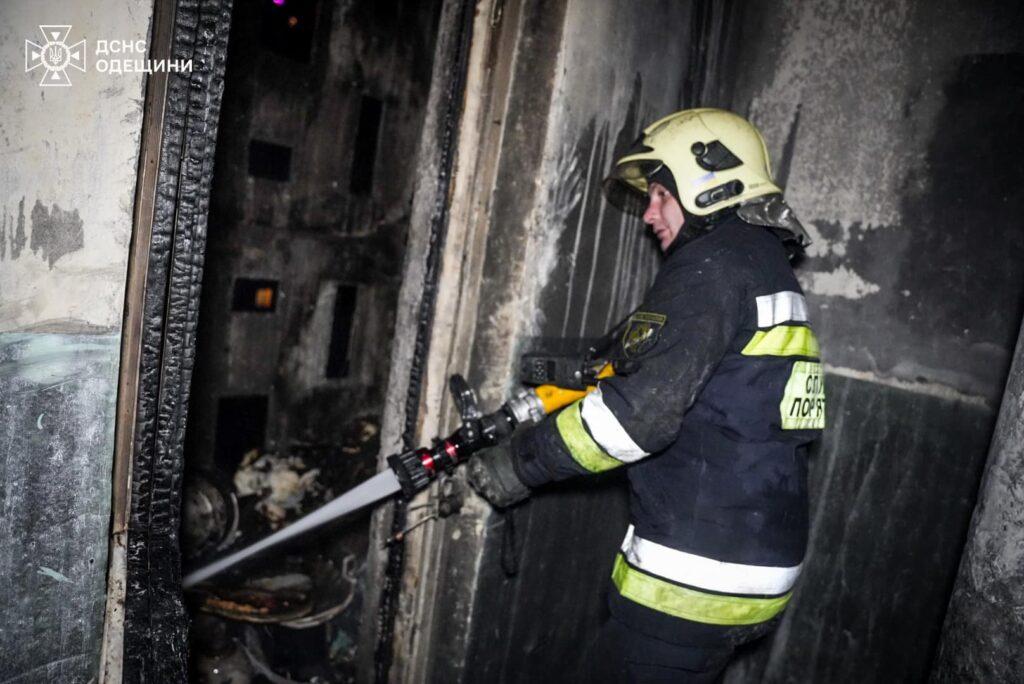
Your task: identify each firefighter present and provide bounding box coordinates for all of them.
[468,108,825,682]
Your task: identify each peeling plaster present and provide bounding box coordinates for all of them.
[473,136,581,400]
[799,265,880,299]
[508,80,659,400]
[525,142,585,337]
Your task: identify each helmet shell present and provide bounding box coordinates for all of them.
[605,108,781,218]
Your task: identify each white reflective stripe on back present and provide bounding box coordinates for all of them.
[755,291,808,327]
[620,525,801,596]
[580,387,649,463]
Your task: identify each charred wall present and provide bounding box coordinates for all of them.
[712,1,1024,681]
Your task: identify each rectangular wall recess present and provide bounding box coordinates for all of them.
[349,95,383,196]
[214,395,269,471]
[326,285,358,378]
[248,139,292,181]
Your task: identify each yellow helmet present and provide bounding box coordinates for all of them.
[604,108,781,221]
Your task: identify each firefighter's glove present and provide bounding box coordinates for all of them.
[467,442,531,508]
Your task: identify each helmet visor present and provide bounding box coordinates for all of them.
[602,158,663,216]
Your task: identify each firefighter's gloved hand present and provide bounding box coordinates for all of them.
[467,442,531,508]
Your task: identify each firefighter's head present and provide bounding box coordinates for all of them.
[604,108,782,236]
[642,181,685,252]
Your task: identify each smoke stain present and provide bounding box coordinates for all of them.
[12,197,27,259]
[29,200,85,268]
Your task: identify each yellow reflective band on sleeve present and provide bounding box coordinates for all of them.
[741,325,820,357]
[612,554,792,626]
[780,361,826,430]
[556,400,623,473]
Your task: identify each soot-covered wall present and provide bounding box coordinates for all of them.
[189,0,442,468]
[183,0,441,677]
[449,1,714,681]
[711,1,1024,681]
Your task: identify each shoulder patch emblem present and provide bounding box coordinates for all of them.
[621,312,667,358]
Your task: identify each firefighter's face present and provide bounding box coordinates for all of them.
[643,182,684,252]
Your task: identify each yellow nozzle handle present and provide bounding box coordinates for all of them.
[534,363,614,415]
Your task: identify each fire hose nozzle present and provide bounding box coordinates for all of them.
[388,450,433,498]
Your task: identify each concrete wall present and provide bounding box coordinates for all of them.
[933,321,1024,680]
[713,1,1024,681]
[0,1,153,680]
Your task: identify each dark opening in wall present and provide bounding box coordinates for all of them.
[349,94,383,195]
[248,139,292,181]
[213,395,268,471]
[181,0,445,678]
[232,278,279,312]
[326,285,358,378]
[259,0,318,63]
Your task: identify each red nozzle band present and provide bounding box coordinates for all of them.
[418,448,435,473]
[444,440,458,463]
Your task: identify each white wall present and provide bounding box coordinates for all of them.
[0,1,154,680]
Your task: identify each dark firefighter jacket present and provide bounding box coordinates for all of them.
[513,214,825,646]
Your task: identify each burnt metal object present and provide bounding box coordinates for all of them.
[195,577,313,623]
[182,474,239,558]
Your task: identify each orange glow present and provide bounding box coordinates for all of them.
[255,287,274,309]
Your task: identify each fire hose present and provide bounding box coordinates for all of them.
[182,359,612,589]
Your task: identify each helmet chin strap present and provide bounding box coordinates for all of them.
[662,205,744,257]
[663,209,718,255]
[682,204,737,233]
[680,212,712,238]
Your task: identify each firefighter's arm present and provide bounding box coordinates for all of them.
[514,246,747,487]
